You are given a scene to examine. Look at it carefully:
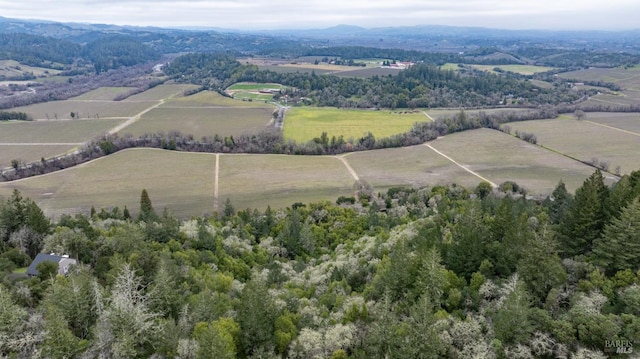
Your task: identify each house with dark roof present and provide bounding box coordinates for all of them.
[26,253,77,277]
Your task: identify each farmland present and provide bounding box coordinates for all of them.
[505,116,640,175]
[0,118,124,143]
[226,82,283,102]
[10,100,154,120]
[69,87,135,101]
[122,106,275,138]
[0,144,77,169]
[440,63,555,75]
[218,154,355,211]
[284,107,427,143]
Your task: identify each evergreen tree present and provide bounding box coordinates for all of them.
[546,180,572,224]
[237,279,278,356]
[138,189,157,222]
[591,197,640,274]
[557,170,609,257]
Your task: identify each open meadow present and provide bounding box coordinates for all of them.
[162,90,271,108]
[122,106,275,138]
[284,107,427,143]
[505,116,640,175]
[440,63,555,75]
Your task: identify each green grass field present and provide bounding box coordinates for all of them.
[0,148,217,219]
[0,145,77,169]
[122,107,275,137]
[0,118,124,143]
[430,128,613,193]
[345,145,480,191]
[505,117,640,175]
[227,83,283,91]
[218,154,355,211]
[284,107,427,143]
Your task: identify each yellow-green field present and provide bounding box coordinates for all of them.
[284,107,427,143]
[506,116,640,175]
[218,154,355,210]
[122,107,275,137]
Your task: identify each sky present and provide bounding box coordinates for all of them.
[1,0,639,31]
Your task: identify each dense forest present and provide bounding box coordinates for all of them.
[165,53,585,108]
[0,169,638,358]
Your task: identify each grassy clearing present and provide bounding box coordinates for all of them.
[257,65,334,75]
[332,67,401,78]
[0,145,77,169]
[11,100,155,120]
[505,117,640,175]
[346,145,480,191]
[431,128,612,193]
[0,148,217,219]
[0,118,125,143]
[284,107,427,143]
[123,107,275,137]
[162,90,270,108]
[227,83,283,91]
[122,84,198,102]
[70,87,135,101]
[0,60,61,78]
[219,154,354,210]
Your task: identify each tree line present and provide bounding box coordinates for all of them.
[0,166,639,357]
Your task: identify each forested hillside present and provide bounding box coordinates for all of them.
[0,169,638,358]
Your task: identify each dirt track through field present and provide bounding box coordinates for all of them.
[424,143,498,188]
[107,89,184,135]
[422,111,435,121]
[337,154,359,181]
[585,120,640,137]
[214,154,220,211]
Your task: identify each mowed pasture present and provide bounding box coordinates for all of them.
[218,154,355,211]
[0,145,76,169]
[122,84,198,102]
[0,118,124,143]
[505,117,640,175]
[0,148,217,219]
[162,90,271,108]
[584,112,640,133]
[284,107,427,143]
[345,145,480,191]
[70,87,135,101]
[429,128,613,193]
[122,107,275,138]
[10,100,155,120]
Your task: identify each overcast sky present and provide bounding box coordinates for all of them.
[2,0,639,31]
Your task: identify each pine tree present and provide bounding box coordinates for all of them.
[557,170,609,257]
[138,189,156,222]
[546,180,572,224]
[591,197,640,274]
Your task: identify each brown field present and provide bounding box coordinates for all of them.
[10,100,155,120]
[0,145,77,169]
[332,67,402,78]
[218,154,355,210]
[430,128,614,193]
[583,112,640,133]
[0,148,217,219]
[0,118,125,143]
[426,107,534,120]
[121,107,275,137]
[506,117,640,175]
[70,87,136,101]
[122,84,198,102]
[345,145,480,191]
[257,65,334,75]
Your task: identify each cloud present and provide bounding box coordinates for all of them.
[0,0,638,30]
